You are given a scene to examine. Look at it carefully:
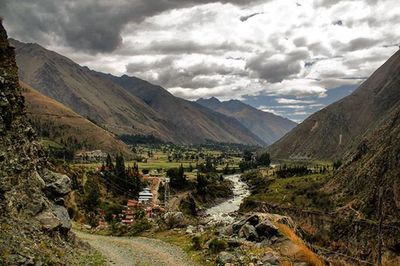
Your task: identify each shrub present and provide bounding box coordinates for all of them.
[128,220,153,236]
[208,238,228,253]
[191,235,202,250]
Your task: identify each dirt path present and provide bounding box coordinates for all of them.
[74,231,194,266]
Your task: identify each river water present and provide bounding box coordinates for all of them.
[205,174,250,223]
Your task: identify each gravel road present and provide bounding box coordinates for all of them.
[74,231,194,266]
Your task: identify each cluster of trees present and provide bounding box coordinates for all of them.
[101,154,143,198]
[275,165,312,178]
[239,150,271,172]
[166,164,187,189]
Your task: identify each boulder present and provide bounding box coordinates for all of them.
[255,220,279,238]
[36,211,61,230]
[217,251,235,265]
[52,204,72,231]
[163,212,186,229]
[239,224,258,241]
[42,171,71,198]
[261,252,280,265]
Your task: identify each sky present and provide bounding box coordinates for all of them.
[1,0,399,122]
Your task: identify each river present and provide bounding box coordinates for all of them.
[205,174,250,223]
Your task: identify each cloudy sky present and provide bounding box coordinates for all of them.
[1,0,399,122]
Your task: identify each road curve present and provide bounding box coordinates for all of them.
[74,230,194,266]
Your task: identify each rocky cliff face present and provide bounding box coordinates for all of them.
[0,20,85,265]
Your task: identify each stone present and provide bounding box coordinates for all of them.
[186,225,195,234]
[239,224,258,241]
[218,225,233,236]
[52,204,72,231]
[36,211,61,230]
[255,220,279,238]
[261,252,280,265]
[217,251,235,265]
[163,212,186,229]
[42,171,71,198]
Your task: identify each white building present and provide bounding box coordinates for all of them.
[138,188,153,204]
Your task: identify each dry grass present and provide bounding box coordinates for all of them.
[275,223,325,266]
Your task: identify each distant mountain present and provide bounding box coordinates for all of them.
[11,39,264,146]
[10,39,178,142]
[21,81,131,155]
[268,49,400,160]
[196,97,297,145]
[100,74,265,146]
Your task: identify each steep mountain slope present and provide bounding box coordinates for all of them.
[196,97,297,145]
[11,40,264,146]
[10,39,177,142]
[268,49,400,160]
[0,21,91,265]
[100,74,265,146]
[21,81,131,155]
[323,102,400,261]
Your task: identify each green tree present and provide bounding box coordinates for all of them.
[84,177,100,212]
[256,152,271,167]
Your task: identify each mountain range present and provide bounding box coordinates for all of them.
[196,97,296,145]
[9,39,300,147]
[21,81,131,155]
[268,49,400,160]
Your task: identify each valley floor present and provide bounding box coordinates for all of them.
[74,230,194,266]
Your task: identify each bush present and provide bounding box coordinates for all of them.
[128,220,153,236]
[208,238,228,253]
[191,235,202,250]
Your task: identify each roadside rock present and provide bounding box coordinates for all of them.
[36,211,61,230]
[239,224,258,241]
[163,212,187,229]
[42,171,71,198]
[52,204,72,231]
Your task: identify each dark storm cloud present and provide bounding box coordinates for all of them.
[126,58,245,89]
[338,37,380,52]
[121,40,247,56]
[0,0,261,54]
[246,49,310,83]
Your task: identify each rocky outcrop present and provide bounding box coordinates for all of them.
[0,20,85,265]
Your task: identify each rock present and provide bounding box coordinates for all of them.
[245,214,261,226]
[36,211,61,230]
[239,224,258,241]
[255,220,279,238]
[217,251,235,265]
[186,225,195,234]
[42,171,71,198]
[227,238,244,248]
[163,212,186,229]
[218,225,233,236]
[261,252,280,265]
[52,204,72,231]
[32,171,45,189]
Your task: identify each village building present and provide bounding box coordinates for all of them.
[75,150,107,163]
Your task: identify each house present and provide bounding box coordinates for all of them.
[75,150,107,162]
[138,188,153,204]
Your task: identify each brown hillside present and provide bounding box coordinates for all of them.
[20,81,131,155]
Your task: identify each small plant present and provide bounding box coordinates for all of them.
[128,220,152,236]
[208,238,228,253]
[191,235,202,250]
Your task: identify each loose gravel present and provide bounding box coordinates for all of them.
[74,231,194,266]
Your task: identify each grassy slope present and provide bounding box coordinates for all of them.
[21,81,131,156]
